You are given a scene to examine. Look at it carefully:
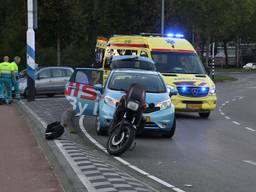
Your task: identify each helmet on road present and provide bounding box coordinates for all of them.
[45,122,64,140]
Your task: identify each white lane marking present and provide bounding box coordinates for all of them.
[79,115,185,191]
[243,160,256,166]
[218,108,222,112]
[244,127,256,132]
[232,99,236,102]
[34,97,65,101]
[172,188,186,192]
[225,116,231,120]
[222,103,226,106]
[225,101,230,104]
[248,86,256,89]
[20,101,97,192]
[238,96,244,100]
[78,117,108,153]
[232,121,240,125]
[147,175,175,188]
[220,112,225,116]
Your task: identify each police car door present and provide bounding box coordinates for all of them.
[64,68,103,116]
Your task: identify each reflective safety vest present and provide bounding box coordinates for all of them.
[10,62,18,72]
[0,62,13,74]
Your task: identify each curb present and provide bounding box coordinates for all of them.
[16,102,87,192]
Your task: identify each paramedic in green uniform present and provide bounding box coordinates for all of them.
[10,56,21,100]
[0,56,13,104]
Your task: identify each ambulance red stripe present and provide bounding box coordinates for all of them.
[110,43,149,48]
[152,48,195,53]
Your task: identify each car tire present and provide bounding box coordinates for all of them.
[162,118,176,138]
[46,93,55,97]
[199,112,210,118]
[96,117,107,135]
[24,88,29,98]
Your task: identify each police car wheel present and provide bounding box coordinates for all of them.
[162,118,176,138]
[199,112,210,118]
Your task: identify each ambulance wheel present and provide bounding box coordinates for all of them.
[199,112,210,118]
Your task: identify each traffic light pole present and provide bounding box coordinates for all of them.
[27,0,36,101]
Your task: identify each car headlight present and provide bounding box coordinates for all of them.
[209,87,216,95]
[127,101,139,111]
[104,96,118,107]
[156,99,171,110]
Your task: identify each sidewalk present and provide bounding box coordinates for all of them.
[0,104,63,192]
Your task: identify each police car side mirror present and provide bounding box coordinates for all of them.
[167,85,177,97]
[94,84,103,94]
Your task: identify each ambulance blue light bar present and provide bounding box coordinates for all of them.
[140,33,184,38]
[167,33,184,38]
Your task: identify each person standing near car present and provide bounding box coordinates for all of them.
[10,56,21,100]
[0,56,13,104]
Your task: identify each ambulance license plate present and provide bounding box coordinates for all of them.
[187,104,202,109]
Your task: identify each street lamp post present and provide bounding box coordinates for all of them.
[211,42,215,80]
[27,0,37,101]
[161,0,165,34]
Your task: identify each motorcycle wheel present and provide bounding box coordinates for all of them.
[106,125,136,156]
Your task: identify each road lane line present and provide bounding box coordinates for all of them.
[79,115,186,192]
[220,112,225,116]
[172,188,186,192]
[222,103,226,106]
[244,127,256,132]
[225,101,230,104]
[147,175,175,188]
[78,117,108,154]
[243,160,256,166]
[232,99,236,102]
[225,116,231,120]
[232,121,240,125]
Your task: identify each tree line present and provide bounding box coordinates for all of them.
[0,0,256,69]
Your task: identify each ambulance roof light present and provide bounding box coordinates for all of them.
[140,33,184,38]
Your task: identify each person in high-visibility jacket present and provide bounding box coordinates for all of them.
[0,58,5,102]
[10,56,21,100]
[0,56,14,104]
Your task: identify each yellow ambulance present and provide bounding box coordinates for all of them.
[95,33,217,118]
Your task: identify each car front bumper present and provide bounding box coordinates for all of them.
[171,95,217,112]
[99,102,175,132]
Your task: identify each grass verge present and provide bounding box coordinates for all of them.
[213,75,237,82]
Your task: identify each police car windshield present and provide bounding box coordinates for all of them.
[151,52,206,74]
[108,72,166,93]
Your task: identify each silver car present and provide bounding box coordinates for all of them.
[19,67,74,97]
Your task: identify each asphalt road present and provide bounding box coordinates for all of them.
[83,73,256,192]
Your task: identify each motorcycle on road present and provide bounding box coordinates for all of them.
[107,84,146,156]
